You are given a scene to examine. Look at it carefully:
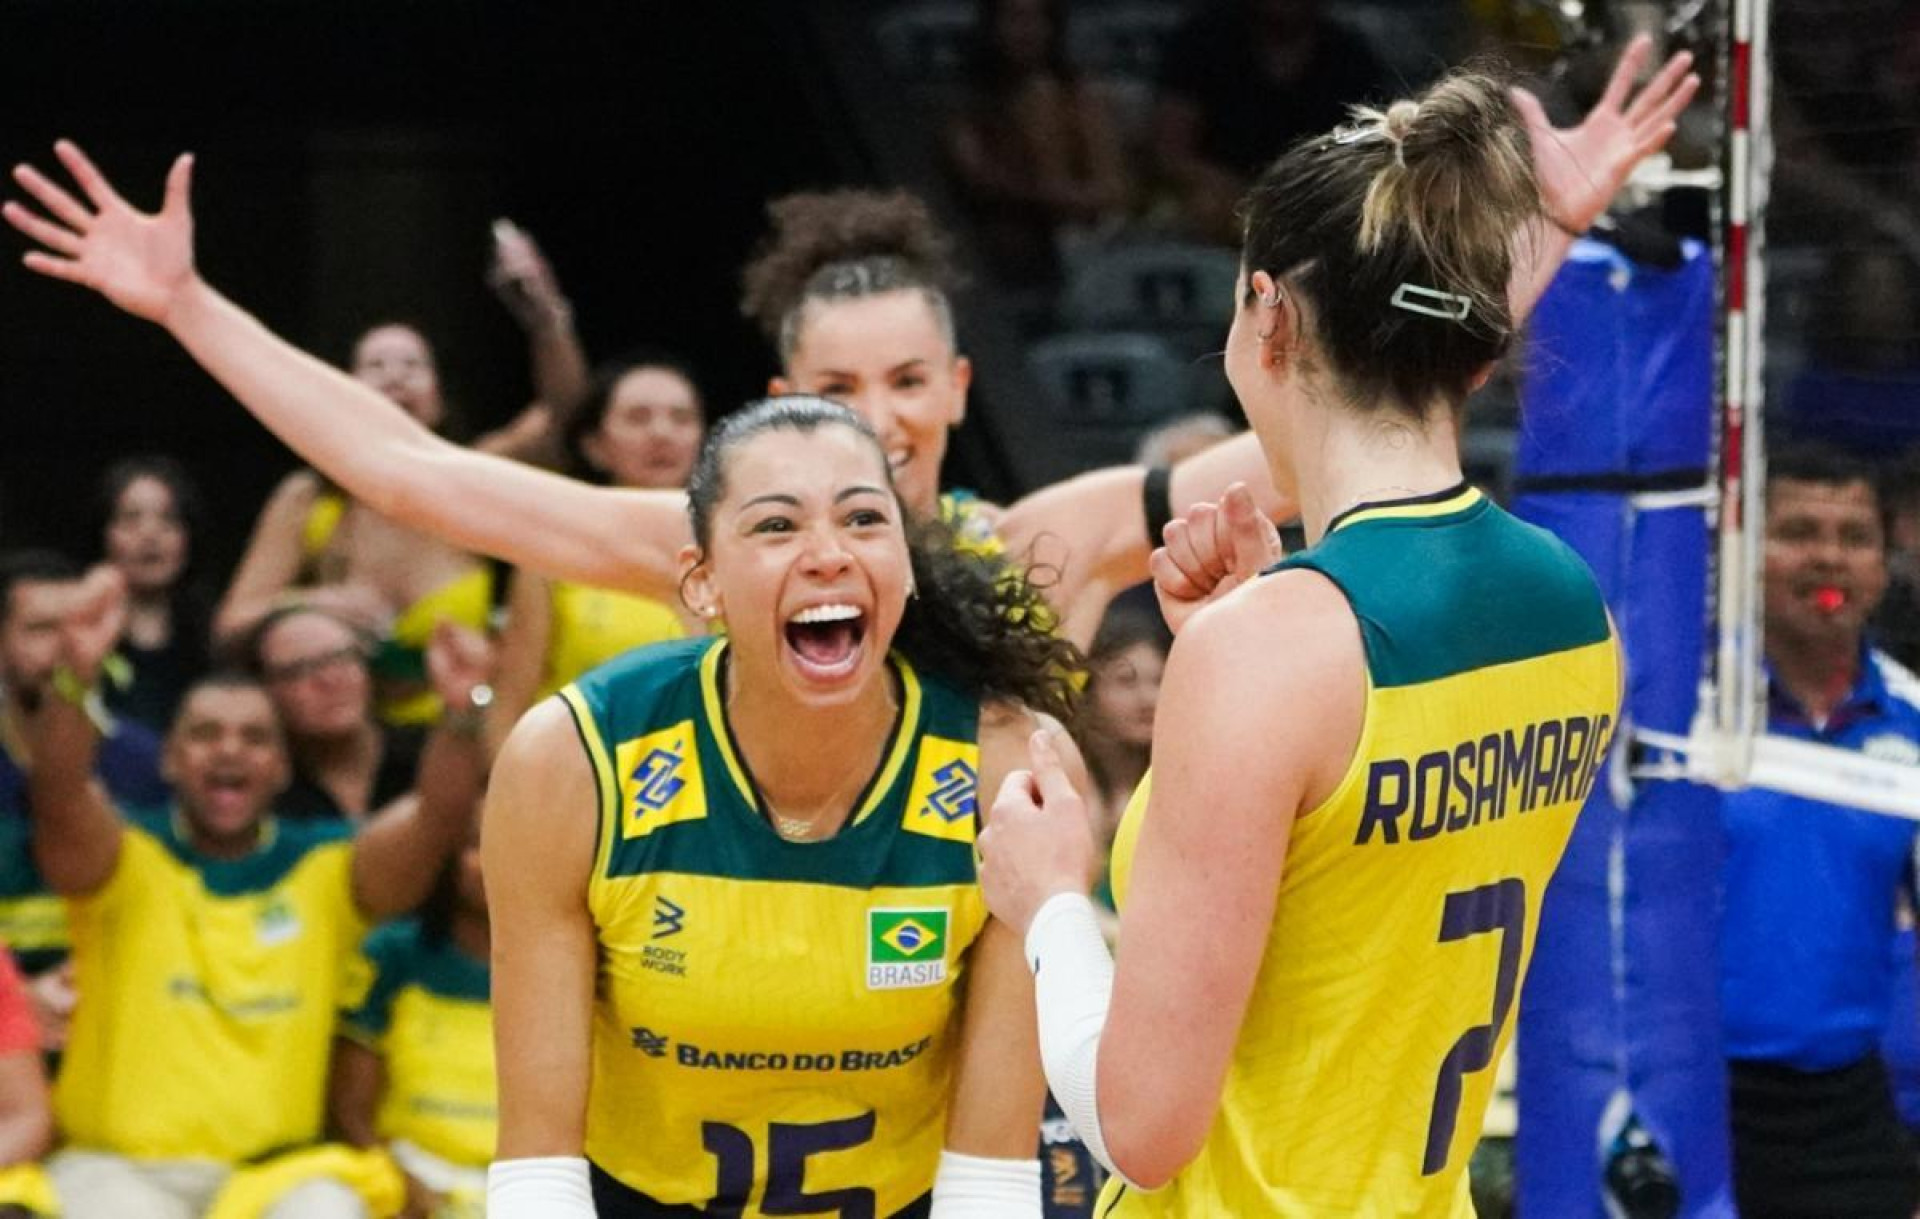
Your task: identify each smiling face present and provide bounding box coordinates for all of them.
[165,682,289,850]
[1763,476,1889,650]
[105,474,189,596]
[683,425,912,708]
[583,366,705,490]
[351,324,445,428]
[773,291,970,516]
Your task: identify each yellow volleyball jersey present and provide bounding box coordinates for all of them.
[58,811,366,1161]
[341,919,496,1167]
[561,637,987,1214]
[1104,486,1621,1217]
[537,580,686,701]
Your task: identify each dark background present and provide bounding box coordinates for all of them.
[0,0,850,575]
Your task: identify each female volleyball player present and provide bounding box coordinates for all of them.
[0,40,1686,647]
[975,55,1694,1214]
[484,396,1080,1215]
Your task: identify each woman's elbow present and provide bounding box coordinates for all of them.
[1104,1102,1210,1191]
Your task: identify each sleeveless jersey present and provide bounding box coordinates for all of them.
[562,638,987,1214]
[1103,486,1621,1217]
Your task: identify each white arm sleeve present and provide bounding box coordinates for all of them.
[1024,892,1152,1191]
[929,1150,1043,1218]
[486,1155,597,1218]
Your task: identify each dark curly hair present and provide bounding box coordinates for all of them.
[738,190,963,362]
[686,396,1081,722]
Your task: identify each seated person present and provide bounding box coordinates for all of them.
[25,569,483,1219]
[331,819,492,1219]
[249,605,425,824]
[0,551,166,1039]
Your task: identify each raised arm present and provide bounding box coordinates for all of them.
[485,219,593,465]
[22,568,130,898]
[4,145,686,600]
[350,623,492,920]
[1511,35,1701,318]
[995,430,1284,648]
[483,700,599,1214]
[482,570,554,764]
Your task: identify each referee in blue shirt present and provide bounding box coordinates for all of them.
[1723,445,1920,1217]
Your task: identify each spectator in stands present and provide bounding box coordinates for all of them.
[1152,0,1395,243]
[96,456,212,735]
[0,948,52,1219]
[1782,246,1920,456]
[0,551,166,1044]
[26,567,483,1219]
[485,353,702,756]
[1720,444,1920,1217]
[249,605,425,824]
[945,0,1131,289]
[214,322,502,729]
[1877,450,1920,669]
[1076,606,1166,904]
[331,814,492,1219]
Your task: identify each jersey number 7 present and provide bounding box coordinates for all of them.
[703,1112,879,1216]
[1422,877,1526,1176]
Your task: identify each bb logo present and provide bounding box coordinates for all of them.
[614,723,708,840]
[867,907,949,990]
[904,737,980,845]
[923,759,978,825]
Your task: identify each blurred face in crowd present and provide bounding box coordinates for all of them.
[772,291,971,517]
[166,683,289,852]
[1089,640,1166,750]
[1,579,77,695]
[105,475,189,597]
[682,425,912,709]
[257,610,375,740]
[352,324,445,429]
[1763,477,1889,651]
[583,367,705,490]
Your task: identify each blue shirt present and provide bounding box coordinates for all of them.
[1720,648,1920,1070]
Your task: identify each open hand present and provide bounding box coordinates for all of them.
[5,141,199,324]
[1149,482,1284,636]
[977,729,1098,936]
[1514,34,1702,235]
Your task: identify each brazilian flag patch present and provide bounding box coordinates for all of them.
[867,908,949,990]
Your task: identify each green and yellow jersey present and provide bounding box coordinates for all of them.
[561,637,986,1215]
[340,919,495,1169]
[57,809,366,1162]
[1103,485,1621,1217]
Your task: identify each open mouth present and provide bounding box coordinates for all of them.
[203,773,253,817]
[784,603,867,680]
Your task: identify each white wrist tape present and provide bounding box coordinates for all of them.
[929,1150,1042,1218]
[486,1155,597,1218]
[1025,892,1149,1189]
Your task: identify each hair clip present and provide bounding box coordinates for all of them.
[1390,282,1472,322]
